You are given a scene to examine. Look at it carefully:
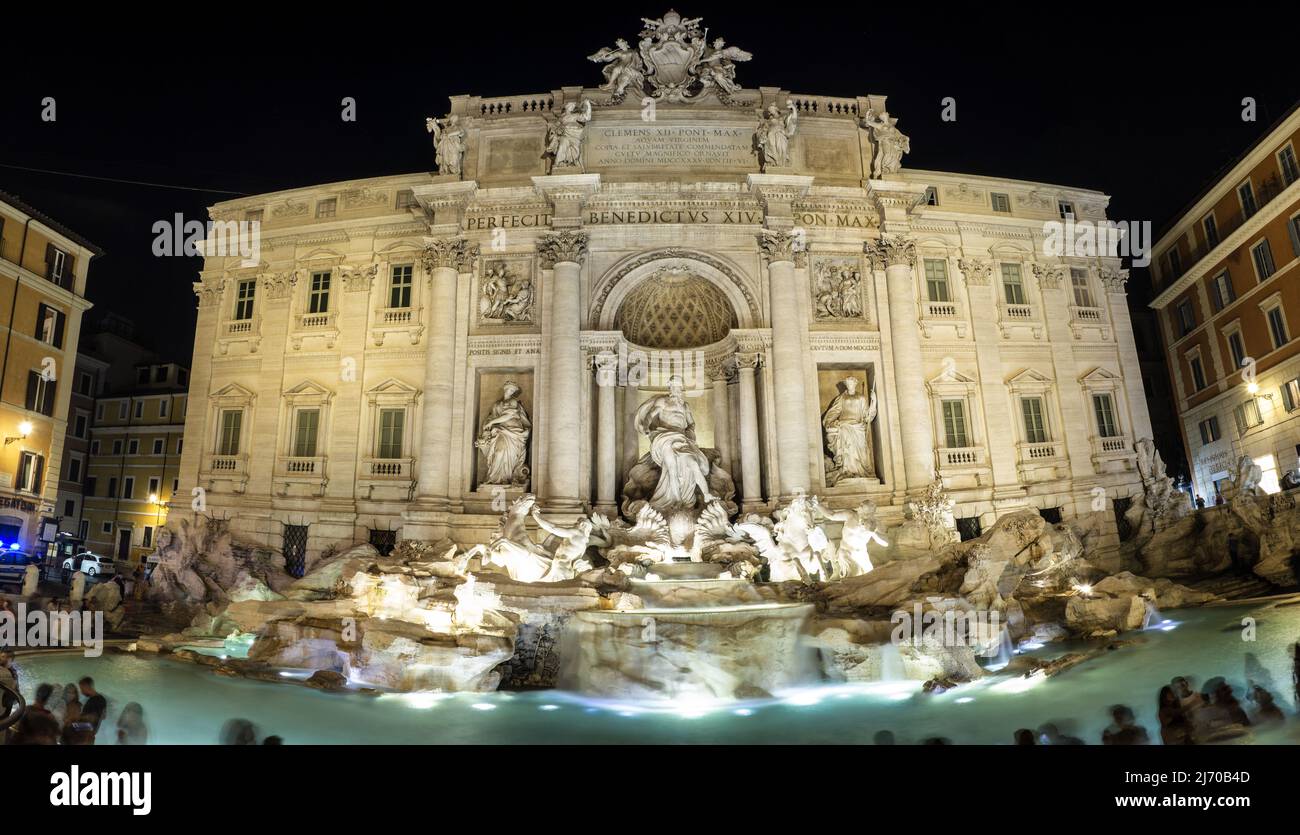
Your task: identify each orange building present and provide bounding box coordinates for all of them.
[0,191,99,553]
[1150,103,1300,499]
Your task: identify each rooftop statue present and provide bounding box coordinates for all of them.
[589,10,751,103]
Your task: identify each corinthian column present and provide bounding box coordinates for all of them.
[734,353,764,511]
[866,235,935,491]
[710,364,733,474]
[538,230,588,512]
[593,351,619,515]
[416,237,475,506]
[759,230,812,497]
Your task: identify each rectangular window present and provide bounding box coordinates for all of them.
[1198,416,1222,445]
[1209,271,1235,311]
[1167,248,1182,277]
[1058,200,1075,219]
[924,186,938,206]
[159,399,169,418]
[309,271,331,314]
[74,413,87,438]
[1092,393,1119,437]
[1001,263,1025,305]
[25,371,55,416]
[176,438,184,455]
[218,410,242,456]
[1176,299,1196,336]
[940,399,968,448]
[45,244,68,283]
[118,401,128,420]
[95,403,104,422]
[66,456,81,484]
[395,189,417,209]
[990,192,1011,213]
[1290,215,1300,259]
[389,264,413,308]
[154,367,166,383]
[85,476,96,496]
[133,401,143,419]
[377,408,405,459]
[1282,377,1300,412]
[137,367,149,385]
[1227,330,1246,369]
[1020,397,1047,443]
[1070,268,1094,307]
[924,259,950,302]
[1190,355,1207,391]
[152,438,164,455]
[107,477,117,498]
[148,476,160,497]
[143,526,153,549]
[1251,240,1276,281]
[1267,306,1290,349]
[1280,145,1300,186]
[78,520,89,540]
[111,439,122,455]
[234,279,256,320]
[101,521,112,534]
[316,198,337,219]
[128,439,139,455]
[1239,181,1258,218]
[293,408,321,457]
[1202,213,1220,248]
[122,477,134,499]
[36,303,65,348]
[1234,399,1263,435]
[90,440,100,455]
[78,372,93,396]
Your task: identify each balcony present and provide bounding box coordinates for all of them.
[1016,440,1066,482]
[371,306,424,347]
[290,310,339,350]
[1068,305,1111,340]
[199,453,249,493]
[359,457,416,500]
[363,457,412,479]
[997,303,1043,339]
[919,300,967,338]
[217,317,261,356]
[225,319,255,335]
[1092,431,1133,470]
[276,455,328,496]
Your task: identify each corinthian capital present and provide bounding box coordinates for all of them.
[1031,263,1065,290]
[192,278,224,308]
[864,235,916,269]
[957,258,992,286]
[758,230,806,265]
[421,237,476,273]
[1100,267,1129,294]
[536,230,588,268]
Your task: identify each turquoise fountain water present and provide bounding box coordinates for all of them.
[16,598,1300,744]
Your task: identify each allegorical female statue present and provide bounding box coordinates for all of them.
[545,99,593,171]
[755,103,798,170]
[425,114,467,176]
[822,376,877,485]
[476,381,530,486]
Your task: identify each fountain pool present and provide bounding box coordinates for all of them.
[16,598,1300,744]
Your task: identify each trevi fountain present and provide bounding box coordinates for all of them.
[15,10,1300,744]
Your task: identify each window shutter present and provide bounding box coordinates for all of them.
[52,310,65,348]
[44,242,55,276]
[35,304,46,340]
[1289,218,1300,259]
[25,371,38,410]
[42,380,55,415]
[32,456,44,492]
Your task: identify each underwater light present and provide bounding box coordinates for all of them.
[539,704,560,711]
[733,708,754,716]
[955,697,974,704]
[470,702,496,711]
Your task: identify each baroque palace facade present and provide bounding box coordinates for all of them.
[180,11,1150,563]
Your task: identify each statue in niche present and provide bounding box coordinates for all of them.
[822,376,877,485]
[476,381,531,487]
[621,375,736,527]
[587,38,648,101]
[425,114,467,177]
[862,108,910,179]
[545,99,593,171]
[754,103,797,170]
[479,261,534,323]
[813,260,864,320]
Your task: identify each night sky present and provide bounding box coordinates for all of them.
[0,5,1294,361]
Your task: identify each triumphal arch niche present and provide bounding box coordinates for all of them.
[191,9,1148,558]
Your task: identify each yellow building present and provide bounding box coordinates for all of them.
[1150,102,1300,499]
[81,361,189,565]
[0,191,97,553]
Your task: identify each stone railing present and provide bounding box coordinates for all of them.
[1070,305,1104,323]
[362,458,413,479]
[224,319,254,336]
[925,301,959,318]
[1001,303,1035,320]
[478,94,555,116]
[278,456,325,476]
[937,446,987,469]
[207,454,244,473]
[1091,434,1132,460]
[1018,440,1063,461]
[787,93,861,117]
[297,311,336,330]
[376,307,414,325]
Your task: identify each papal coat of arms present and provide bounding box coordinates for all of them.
[588,10,752,103]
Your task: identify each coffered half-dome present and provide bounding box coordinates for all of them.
[614,268,737,349]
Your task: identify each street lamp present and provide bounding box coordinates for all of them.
[4,420,33,445]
